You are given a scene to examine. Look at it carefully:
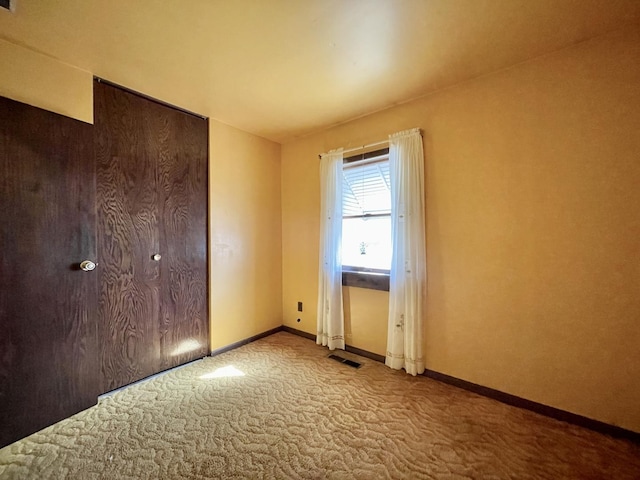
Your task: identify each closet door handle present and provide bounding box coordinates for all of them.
[79,260,97,272]
[152,253,162,261]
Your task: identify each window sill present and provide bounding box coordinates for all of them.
[342,269,390,292]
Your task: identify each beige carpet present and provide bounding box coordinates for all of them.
[0,332,639,479]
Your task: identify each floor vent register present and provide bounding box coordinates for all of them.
[328,354,361,369]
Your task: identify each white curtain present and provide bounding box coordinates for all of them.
[317,149,345,350]
[386,128,426,376]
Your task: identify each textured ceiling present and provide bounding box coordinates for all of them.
[1,0,639,143]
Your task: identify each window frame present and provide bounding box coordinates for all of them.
[341,148,391,291]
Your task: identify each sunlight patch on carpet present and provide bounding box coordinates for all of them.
[199,365,246,379]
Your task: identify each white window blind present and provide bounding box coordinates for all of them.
[342,159,390,217]
[342,153,392,270]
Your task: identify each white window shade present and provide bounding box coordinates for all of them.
[342,160,390,217]
[342,157,392,270]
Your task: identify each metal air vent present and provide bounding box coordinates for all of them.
[328,354,362,369]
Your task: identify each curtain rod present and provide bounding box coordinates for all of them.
[318,139,389,159]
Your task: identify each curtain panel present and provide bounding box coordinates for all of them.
[317,149,345,350]
[386,128,426,375]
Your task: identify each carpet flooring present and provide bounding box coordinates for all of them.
[0,332,639,479]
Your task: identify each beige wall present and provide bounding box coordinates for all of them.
[209,121,282,349]
[0,39,284,353]
[281,26,640,432]
[0,38,92,123]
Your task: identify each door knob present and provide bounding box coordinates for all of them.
[80,260,97,272]
[152,253,162,261]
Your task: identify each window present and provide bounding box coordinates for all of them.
[341,148,391,291]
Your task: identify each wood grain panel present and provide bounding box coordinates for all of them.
[157,110,209,368]
[95,80,208,391]
[0,96,98,448]
[94,81,161,392]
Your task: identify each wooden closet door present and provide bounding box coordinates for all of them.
[95,81,162,392]
[95,80,209,392]
[157,107,209,369]
[0,96,98,448]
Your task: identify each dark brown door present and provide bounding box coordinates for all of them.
[94,81,208,393]
[157,103,209,370]
[94,82,162,392]
[0,96,98,448]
